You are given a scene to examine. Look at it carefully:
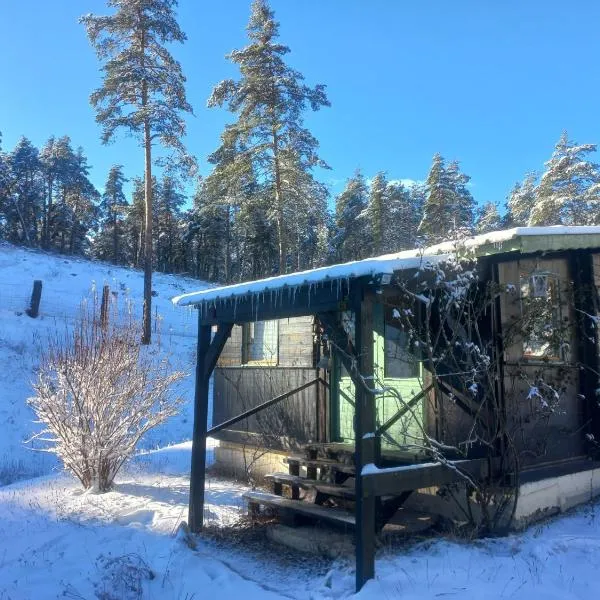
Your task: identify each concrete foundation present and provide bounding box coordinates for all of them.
[213,441,289,483]
[512,466,600,528]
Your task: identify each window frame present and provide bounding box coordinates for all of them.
[241,319,279,366]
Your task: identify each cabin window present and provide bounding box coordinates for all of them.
[384,320,420,378]
[242,320,279,365]
[520,272,565,360]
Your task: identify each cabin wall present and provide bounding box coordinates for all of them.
[213,316,320,447]
[213,367,322,447]
[498,256,585,466]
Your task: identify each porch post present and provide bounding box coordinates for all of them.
[189,316,212,533]
[354,289,377,591]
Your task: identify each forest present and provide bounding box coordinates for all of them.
[1,0,600,288]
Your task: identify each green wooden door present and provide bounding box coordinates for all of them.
[335,304,423,448]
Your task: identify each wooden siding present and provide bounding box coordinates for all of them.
[213,367,324,447]
[498,257,585,465]
[278,316,314,366]
[216,316,314,368]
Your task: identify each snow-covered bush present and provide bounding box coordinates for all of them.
[29,307,184,492]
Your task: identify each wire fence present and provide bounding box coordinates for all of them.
[0,279,199,340]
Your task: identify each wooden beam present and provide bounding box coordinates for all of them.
[197,280,363,326]
[207,377,320,436]
[203,322,234,378]
[188,320,212,533]
[570,251,600,442]
[376,384,433,436]
[354,290,377,592]
[361,458,491,497]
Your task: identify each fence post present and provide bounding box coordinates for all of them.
[26,280,43,318]
[100,285,110,330]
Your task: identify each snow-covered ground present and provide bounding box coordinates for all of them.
[1,441,600,599]
[0,242,206,483]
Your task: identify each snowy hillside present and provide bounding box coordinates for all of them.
[0,242,209,484]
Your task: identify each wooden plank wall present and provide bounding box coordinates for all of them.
[213,367,321,446]
[498,257,585,465]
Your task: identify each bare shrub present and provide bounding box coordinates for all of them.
[28,305,184,492]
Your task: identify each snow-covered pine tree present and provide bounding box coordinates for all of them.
[446,160,475,233]
[418,154,455,243]
[95,165,128,264]
[206,126,263,282]
[123,177,150,268]
[384,180,421,251]
[207,0,330,274]
[476,201,502,233]
[505,172,537,226]
[333,170,369,262]
[155,176,185,274]
[82,0,193,344]
[39,136,76,250]
[531,132,600,226]
[407,182,426,246]
[3,137,43,246]
[363,172,387,255]
[63,147,100,256]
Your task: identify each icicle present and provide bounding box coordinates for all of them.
[233,295,238,320]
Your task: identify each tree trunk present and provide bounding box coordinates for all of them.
[272,128,286,274]
[224,203,231,283]
[112,204,118,264]
[42,175,53,250]
[142,116,153,345]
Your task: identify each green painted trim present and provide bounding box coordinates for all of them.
[466,233,600,259]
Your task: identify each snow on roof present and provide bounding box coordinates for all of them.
[172,250,449,307]
[426,225,600,254]
[172,226,600,308]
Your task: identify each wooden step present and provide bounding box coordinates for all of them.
[285,455,356,475]
[243,491,356,528]
[265,472,356,500]
[304,443,356,463]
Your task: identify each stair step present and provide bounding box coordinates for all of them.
[243,491,356,528]
[304,443,355,463]
[285,455,356,475]
[265,472,356,500]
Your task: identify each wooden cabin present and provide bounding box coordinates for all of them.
[173,226,600,592]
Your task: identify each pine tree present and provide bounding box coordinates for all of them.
[207,0,330,274]
[531,132,600,226]
[4,137,44,245]
[384,180,418,252]
[82,0,193,344]
[205,127,258,282]
[476,202,502,233]
[333,170,369,262]
[40,135,77,250]
[64,147,100,255]
[418,154,455,243]
[446,160,475,233]
[407,183,426,246]
[95,165,128,263]
[505,172,537,227]
[155,176,185,273]
[364,172,386,255]
[418,154,475,243]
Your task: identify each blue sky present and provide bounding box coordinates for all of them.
[2,0,600,209]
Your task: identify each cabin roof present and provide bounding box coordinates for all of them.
[172,225,600,309]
